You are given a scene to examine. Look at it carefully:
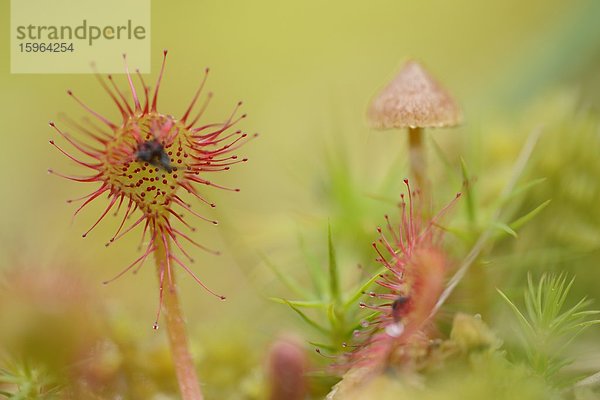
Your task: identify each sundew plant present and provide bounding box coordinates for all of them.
[48,51,253,399]
[1,2,600,400]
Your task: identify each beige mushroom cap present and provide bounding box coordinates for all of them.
[368,60,462,129]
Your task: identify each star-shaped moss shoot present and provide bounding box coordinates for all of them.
[49,51,255,400]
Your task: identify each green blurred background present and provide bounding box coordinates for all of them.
[1,0,600,398]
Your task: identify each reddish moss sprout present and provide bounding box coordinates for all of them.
[346,181,460,370]
[49,51,255,327]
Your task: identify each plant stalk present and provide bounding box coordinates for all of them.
[154,237,204,400]
[408,127,426,193]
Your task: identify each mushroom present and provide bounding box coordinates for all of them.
[367,60,462,192]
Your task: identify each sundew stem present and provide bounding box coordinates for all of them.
[153,237,204,400]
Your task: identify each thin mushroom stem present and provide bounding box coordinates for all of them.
[408,127,426,193]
